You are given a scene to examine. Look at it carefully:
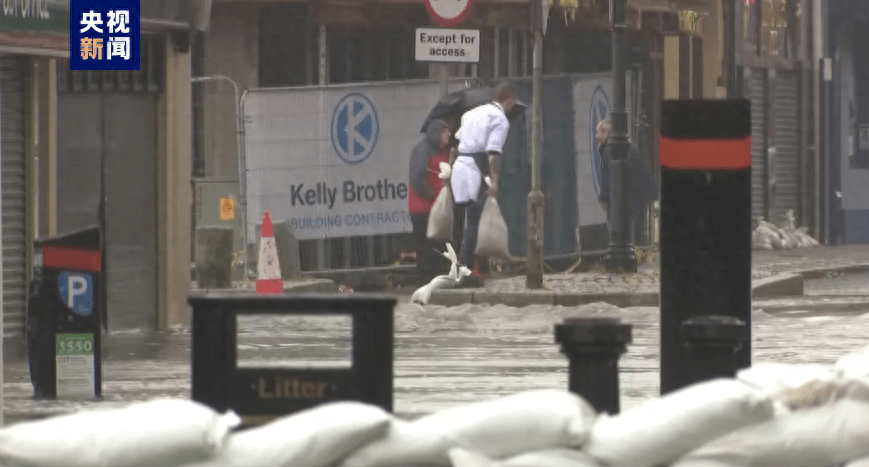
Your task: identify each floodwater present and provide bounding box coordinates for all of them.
[4,276,869,424]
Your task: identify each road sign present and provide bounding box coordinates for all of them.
[58,271,95,317]
[415,28,480,63]
[331,93,379,165]
[424,0,475,27]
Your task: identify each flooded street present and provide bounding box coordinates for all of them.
[5,274,869,424]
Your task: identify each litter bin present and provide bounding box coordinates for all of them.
[28,226,103,399]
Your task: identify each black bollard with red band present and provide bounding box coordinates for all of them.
[659,99,752,396]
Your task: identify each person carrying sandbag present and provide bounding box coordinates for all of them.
[450,82,518,288]
[409,119,453,283]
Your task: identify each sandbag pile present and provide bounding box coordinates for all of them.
[9,345,869,467]
[753,210,820,250]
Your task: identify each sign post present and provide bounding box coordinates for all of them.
[415,27,480,97]
[422,0,476,97]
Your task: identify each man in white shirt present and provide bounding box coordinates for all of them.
[451,82,518,287]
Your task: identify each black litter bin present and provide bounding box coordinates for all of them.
[28,226,103,399]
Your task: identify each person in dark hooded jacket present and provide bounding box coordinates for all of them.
[408,119,452,283]
[597,119,659,233]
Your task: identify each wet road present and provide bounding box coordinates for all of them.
[4,275,869,423]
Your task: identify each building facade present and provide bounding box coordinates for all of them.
[823,0,869,244]
[195,0,821,267]
[3,0,204,335]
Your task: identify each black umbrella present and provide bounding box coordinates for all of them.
[420,87,528,133]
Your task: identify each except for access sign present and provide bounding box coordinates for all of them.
[70,0,141,71]
[415,28,480,64]
[56,333,96,399]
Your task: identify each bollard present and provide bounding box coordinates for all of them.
[554,317,632,415]
[681,315,748,386]
[195,226,233,289]
[659,99,752,395]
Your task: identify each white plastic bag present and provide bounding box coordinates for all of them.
[736,362,839,410]
[583,379,775,467]
[449,448,602,467]
[428,186,454,241]
[0,399,240,467]
[673,398,869,467]
[339,390,597,467]
[185,401,392,467]
[474,195,510,259]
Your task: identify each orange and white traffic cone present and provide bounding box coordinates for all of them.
[256,211,283,295]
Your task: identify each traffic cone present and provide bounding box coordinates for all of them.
[256,211,283,294]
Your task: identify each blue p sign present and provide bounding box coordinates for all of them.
[58,272,95,317]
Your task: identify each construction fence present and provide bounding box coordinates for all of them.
[195,73,655,274]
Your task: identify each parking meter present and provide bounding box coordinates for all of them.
[27,225,103,399]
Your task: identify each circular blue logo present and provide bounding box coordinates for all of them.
[589,86,611,199]
[331,93,379,165]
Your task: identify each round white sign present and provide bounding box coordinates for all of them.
[425,0,474,26]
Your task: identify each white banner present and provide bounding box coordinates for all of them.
[244,81,454,240]
[572,73,635,229]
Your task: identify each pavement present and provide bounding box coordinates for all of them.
[429,245,869,307]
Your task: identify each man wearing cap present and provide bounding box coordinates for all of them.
[450,82,518,287]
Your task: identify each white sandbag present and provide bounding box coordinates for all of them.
[583,379,775,467]
[449,448,601,467]
[474,195,510,259]
[847,457,869,467]
[673,398,869,467]
[0,398,240,467]
[340,390,597,467]
[736,362,839,409]
[836,344,869,379]
[185,401,392,467]
[428,186,454,241]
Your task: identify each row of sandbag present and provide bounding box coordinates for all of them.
[6,342,869,467]
[753,214,820,250]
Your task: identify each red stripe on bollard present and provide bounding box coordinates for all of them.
[659,137,752,170]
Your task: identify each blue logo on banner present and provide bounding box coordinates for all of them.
[332,93,379,164]
[589,85,611,199]
[70,0,141,71]
[58,271,95,317]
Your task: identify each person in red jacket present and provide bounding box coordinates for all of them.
[408,119,452,283]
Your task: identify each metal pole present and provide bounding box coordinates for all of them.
[526,0,545,288]
[190,75,249,281]
[812,0,824,241]
[439,64,449,97]
[603,0,638,273]
[723,0,738,97]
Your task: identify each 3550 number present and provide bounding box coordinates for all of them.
[58,340,93,353]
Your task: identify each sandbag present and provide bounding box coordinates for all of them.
[736,362,839,410]
[836,344,869,379]
[428,186,454,241]
[185,401,392,467]
[449,448,602,467]
[583,379,775,467]
[0,399,240,467]
[339,390,598,467]
[474,195,511,259]
[673,398,869,467]
[847,457,869,467]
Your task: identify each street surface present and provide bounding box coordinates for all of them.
[3,267,869,425]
